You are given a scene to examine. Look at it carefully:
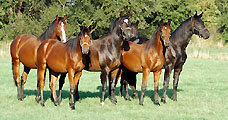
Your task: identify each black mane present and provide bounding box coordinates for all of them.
[145,25,162,50]
[37,17,65,41]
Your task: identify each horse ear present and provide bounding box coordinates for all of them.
[120,12,123,17]
[160,20,164,25]
[167,19,171,26]
[194,11,198,18]
[80,26,84,32]
[56,15,59,22]
[199,12,203,18]
[63,15,67,21]
[88,25,92,32]
[134,20,139,27]
[127,12,130,17]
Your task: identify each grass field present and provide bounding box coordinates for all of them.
[0,57,228,120]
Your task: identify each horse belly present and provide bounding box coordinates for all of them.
[18,38,39,68]
[122,52,142,72]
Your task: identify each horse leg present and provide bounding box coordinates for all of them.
[154,70,162,105]
[75,81,80,101]
[119,77,123,97]
[100,67,109,105]
[129,72,138,99]
[123,79,131,101]
[57,73,66,104]
[172,67,182,101]
[109,69,119,104]
[161,67,172,103]
[49,70,59,106]
[139,68,150,105]
[19,66,31,100]
[12,58,21,100]
[37,64,46,106]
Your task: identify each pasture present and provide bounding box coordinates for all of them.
[0,56,228,119]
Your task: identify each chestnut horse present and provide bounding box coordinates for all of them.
[36,26,92,110]
[10,15,67,100]
[83,13,132,105]
[120,20,171,105]
[161,12,210,103]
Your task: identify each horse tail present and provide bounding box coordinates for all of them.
[10,35,22,86]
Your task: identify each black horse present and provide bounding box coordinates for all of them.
[118,12,210,103]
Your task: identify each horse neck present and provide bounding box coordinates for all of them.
[38,24,58,41]
[171,20,193,49]
[110,25,124,48]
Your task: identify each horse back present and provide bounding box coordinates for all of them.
[10,34,38,68]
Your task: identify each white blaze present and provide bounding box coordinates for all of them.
[61,22,67,43]
[124,19,129,24]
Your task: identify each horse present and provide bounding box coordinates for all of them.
[118,20,171,105]
[35,26,92,110]
[118,12,210,104]
[161,12,210,103]
[10,15,67,100]
[79,13,133,105]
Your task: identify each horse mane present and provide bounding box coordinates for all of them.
[37,17,65,41]
[171,17,191,38]
[109,15,129,32]
[145,24,163,50]
[66,28,91,52]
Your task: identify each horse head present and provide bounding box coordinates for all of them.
[79,26,92,55]
[55,15,67,42]
[191,12,210,39]
[160,19,172,47]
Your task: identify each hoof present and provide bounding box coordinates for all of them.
[54,100,59,106]
[35,96,40,103]
[172,96,177,101]
[155,102,160,106]
[139,101,144,106]
[161,98,166,103]
[100,102,104,106]
[57,97,62,105]
[41,102,45,107]
[119,92,122,97]
[124,96,131,101]
[18,97,23,101]
[69,103,75,110]
[110,97,117,104]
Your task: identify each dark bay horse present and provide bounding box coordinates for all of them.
[36,26,92,110]
[120,20,171,105]
[83,13,133,105]
[10,15,67,100]
[161,12,210,103]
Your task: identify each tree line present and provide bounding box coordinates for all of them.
[0,0,227,42]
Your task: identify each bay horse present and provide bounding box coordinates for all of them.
[83,13,132,105]
[36,26,92,110]
[161,12,210,103]
[119,20,171,105]
[10,15,67,100]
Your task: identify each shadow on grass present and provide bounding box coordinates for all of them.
[23,86,183,104]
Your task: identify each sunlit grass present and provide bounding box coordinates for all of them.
[0,57,228,120]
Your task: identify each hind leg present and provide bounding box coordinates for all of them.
[12,58,21,100]
[49,70,59,106]
[57,73,66,104]
[20,66,31,100]
[172,67,182,101]
[37,64,46,106]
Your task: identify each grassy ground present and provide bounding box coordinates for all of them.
[0,57,228,120]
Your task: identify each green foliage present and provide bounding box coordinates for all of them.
[0,0,227,42]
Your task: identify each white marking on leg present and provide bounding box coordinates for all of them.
[100,102,104,106]
[61,22,67,43]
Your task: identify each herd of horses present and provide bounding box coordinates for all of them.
[10,12,210,110]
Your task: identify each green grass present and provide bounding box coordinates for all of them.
[0,57,228,120]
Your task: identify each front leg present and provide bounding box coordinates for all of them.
[109,68,119,104]
[161,66,172,103]
[139,68,150,105]
[100,67,109,105]
[172,67,182,101]
[153,70,162,105]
